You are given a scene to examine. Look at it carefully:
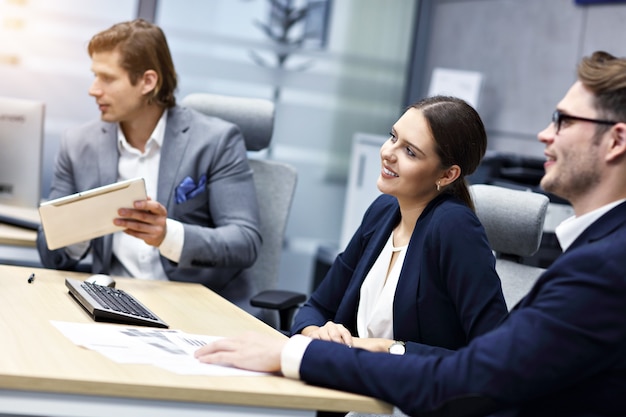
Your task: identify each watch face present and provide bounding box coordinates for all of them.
[389,342,405,355]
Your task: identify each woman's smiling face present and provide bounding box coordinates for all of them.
[377,108,446,205]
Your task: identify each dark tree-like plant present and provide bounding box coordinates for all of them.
[250,0,323,101]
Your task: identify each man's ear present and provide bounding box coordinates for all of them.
[439,164,461,187]
[606,123,626,162]
[141,69,159,96]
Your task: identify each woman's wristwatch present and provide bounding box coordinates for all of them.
[388,340,406,355]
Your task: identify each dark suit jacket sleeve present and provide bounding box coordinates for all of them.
[298,239,626,416]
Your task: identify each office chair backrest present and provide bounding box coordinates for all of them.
[470,184,549,309]
[246,158,297,290]
[181,93,298,314]
[182,93,274,151]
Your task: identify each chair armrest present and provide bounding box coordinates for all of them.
[250,290,307,333]
[250,290,306,310]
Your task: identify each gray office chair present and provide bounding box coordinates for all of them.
[181,93,305,330]
[470,184,549,310]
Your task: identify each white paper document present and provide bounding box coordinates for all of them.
[51,321,267,376]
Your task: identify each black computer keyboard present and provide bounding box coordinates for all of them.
[65,278,168,328]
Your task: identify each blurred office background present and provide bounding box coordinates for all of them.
[2,0,626,295]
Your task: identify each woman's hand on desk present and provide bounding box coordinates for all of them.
[301,323,393,352]
[194,332,286,373]
[301,322,353,347]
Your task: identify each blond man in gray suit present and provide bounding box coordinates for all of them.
[37,19,261,313]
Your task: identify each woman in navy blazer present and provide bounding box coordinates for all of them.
[290,96,507,354]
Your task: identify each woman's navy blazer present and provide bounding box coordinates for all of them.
[291,193,507,353]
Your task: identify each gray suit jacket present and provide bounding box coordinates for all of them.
[37,105,262,312]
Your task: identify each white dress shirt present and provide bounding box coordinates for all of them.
[110,109,185,280]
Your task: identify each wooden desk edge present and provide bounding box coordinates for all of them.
[0,373,392,414]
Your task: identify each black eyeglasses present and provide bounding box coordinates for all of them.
[551,109,618,134]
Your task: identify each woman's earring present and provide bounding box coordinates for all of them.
[436,181,441,192]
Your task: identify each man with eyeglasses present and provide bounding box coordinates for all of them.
[194,50,626,417]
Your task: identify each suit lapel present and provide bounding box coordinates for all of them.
[353,205,400,285]
[95,122,119,269]
[338,201,399,329]
[514,201,626,311]
[96,123,119,186]
[392,194,450,341]
[566,201,626,251]
[158,106,191,207]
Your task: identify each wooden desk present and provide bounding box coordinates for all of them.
[0,265,392,416]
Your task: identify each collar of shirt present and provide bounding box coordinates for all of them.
[117,109,168,154]
[555,198,626,251]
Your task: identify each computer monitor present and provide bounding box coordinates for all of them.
[0,96,45,208]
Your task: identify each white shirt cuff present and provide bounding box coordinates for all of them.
[281,334,313,379]
[158,218,184,263]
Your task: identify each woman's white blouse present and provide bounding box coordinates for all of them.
[356,232,408,339]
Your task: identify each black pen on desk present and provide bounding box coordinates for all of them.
[27,273,35,284]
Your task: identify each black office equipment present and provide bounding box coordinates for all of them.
[65,278,168,328]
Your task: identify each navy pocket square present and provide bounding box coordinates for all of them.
[175,175,206,204]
